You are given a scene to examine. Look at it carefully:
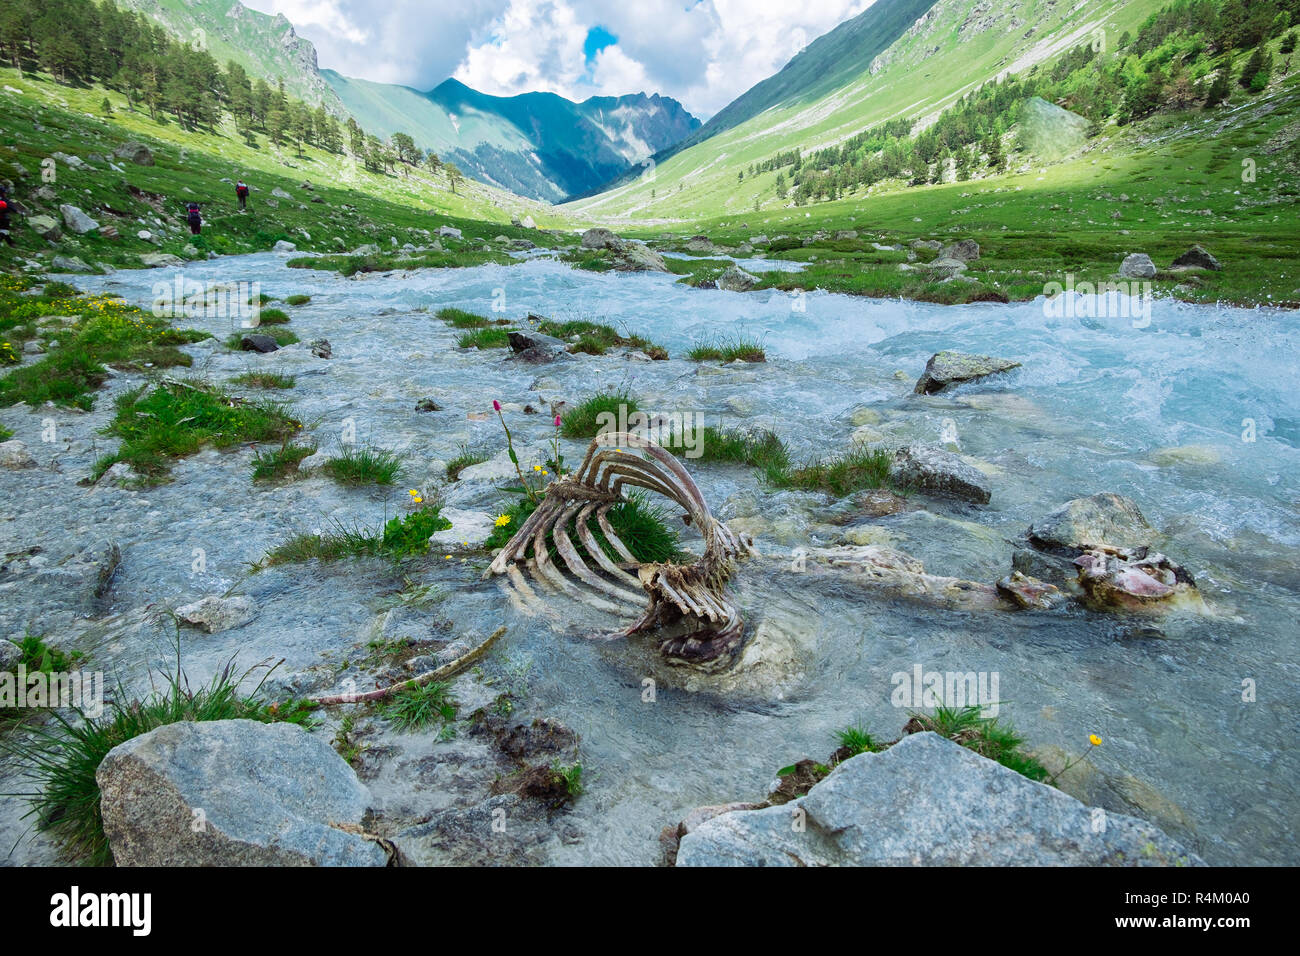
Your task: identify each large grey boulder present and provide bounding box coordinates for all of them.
[97,719,387,866]
[914,350,1021,394]
[140,252,184,268]
[1171,244,1221,271]
[0,439,36,469]
[1120,252,1156,279]
[27,215,61,240]
[613,242,670,273]
[51,255,94,273]
[716,264,759,292]
[112,141,154,166]
[941,239,980,261]
[1027,493,1157,555]
[889,443,992,504]
[581,227,622,250]
[677,733,1203,866]
[59,204,99,234]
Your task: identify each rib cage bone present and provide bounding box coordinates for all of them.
[485,431,752,667]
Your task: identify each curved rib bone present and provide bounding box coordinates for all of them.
[485,431,751,666]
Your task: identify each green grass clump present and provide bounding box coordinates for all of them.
[230,371,296,389]
[378,681,456,732]
[262,506,451,566]
[251,441,317,482]
[775,445,894,497]
[552,761,584,798]
[457,327,511,349]
[1,633,84,726]
[533,318,667,359]
[835,725,881,759]
[560,391,637,438]
[284,294,312,306]
[0,652,316,865]
[484,491,682,565]
[687,334,766,363]
[255,307,291,325]
[0,423,12,441]
[436,307,493,328]
[322,444,403,486]
[907,705,1050,782]
[446,445,489,481]
[92,380,300,484]
[0,279,207,410]
[225,327,300,349]
[664,426,790,480]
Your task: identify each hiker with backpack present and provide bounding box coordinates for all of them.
[0,185,14,247]
[185,201,202,235]
[235,180,249,211]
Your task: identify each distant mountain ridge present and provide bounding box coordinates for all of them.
[326,73,701,202]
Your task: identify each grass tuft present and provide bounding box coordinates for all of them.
[560,391,637,439]
[687,334,766,363]
[322,444,403,486]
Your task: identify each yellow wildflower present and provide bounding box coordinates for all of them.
[495,514,512,528]
[1089,734,1102,747]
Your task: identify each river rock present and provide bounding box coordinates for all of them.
[676,733,1202,866]
[889,444,992,504]
[430,508,496,549]
[717,264,759,292]
[997,570,1066,609]
[27,215,60,240]
[507,329,568,363]
[1171,245,1221,271]
[240,334,280,353]
[0,639,21,671]
[1119,253,1156,279]
[914,350,1022,394]
[1074,547,1199,611]
[310,339,332,359]
[175,595,257,633]
[581,227,622,250]
[0,439,36,469]
[59,204,99,234]
[614,243,670,273]
[272,239,297,253]
[941,239,980,261]
[1027,493,1156,555]
[140,252,183,268]
[97,719,386,866]
[112,141,154,166]
[51,255,93,273]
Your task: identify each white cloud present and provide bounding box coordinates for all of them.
[242,0,879,118]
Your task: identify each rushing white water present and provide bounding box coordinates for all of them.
[45,252,1300,865]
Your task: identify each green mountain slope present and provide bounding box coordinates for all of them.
[666,0,940,158]
[325,73,700,202]
[569,0,1167,221]
[117,0,344,111]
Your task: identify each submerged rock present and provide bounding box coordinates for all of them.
[997,570,1066,610]
[1074,546,1199,612]
[1027,493,1156,555]
[914,350,1022,394]
[716,264,759,292]
[175,595,256,633]
[97,720,387,866]
[507,329,568,363]
[675,733,1203,866]
[889,444,992,504]
[240,334,280,354]
[0,439,37,469]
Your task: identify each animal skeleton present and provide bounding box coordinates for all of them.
[485,431,752,668]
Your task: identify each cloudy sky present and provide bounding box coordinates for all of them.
[242,0,876,118]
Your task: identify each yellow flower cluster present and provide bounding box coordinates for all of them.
[495,514,512,528]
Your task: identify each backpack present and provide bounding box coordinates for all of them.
[236,183,248,196]
[186,204,201,223]
[0,200,7,213]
